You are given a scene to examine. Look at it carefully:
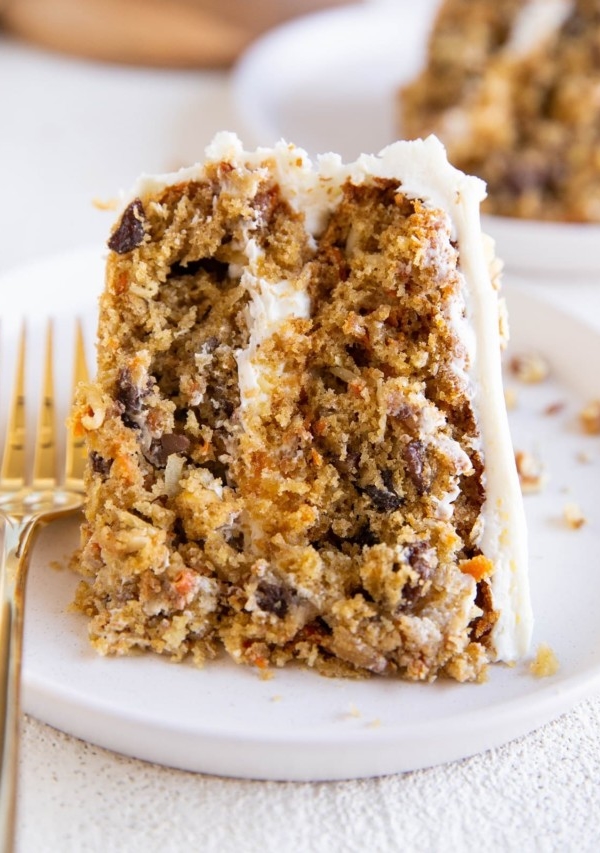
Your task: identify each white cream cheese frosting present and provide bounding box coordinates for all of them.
[235,239,311,412]
[129,132,532,662]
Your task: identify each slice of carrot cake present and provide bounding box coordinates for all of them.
[72,133,531,681]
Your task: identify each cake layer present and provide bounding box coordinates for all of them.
[73,134,531,681]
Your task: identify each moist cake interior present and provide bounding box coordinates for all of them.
[74,139,529,682]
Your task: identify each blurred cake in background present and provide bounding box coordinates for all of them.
[400,0,600,222]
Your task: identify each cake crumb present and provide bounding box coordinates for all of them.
[92,196,119,211]
[509,352,549,384]
[270,695,282,703]
[366,718,382,729]
[576,450,592,464]
[563,501,587,529]
[543,401,566,416]
[515,450,547,494]
[504,386,518,410]
[579,400,600,435]
[346,703,362,719]
[529,644,559,678]
[259,669,275,682]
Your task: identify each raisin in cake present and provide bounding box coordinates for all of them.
[400,0,600,221]
[73,133,531,682]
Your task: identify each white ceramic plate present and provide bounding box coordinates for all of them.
[3,249,600,781]
[231,1,600,275]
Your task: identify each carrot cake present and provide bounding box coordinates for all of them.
[72,133,531,682]
[400,0,600,221]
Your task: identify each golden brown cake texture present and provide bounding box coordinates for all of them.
[72,136,529,682]
[400,0,600,222]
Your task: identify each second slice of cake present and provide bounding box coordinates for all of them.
[73,133,531,681]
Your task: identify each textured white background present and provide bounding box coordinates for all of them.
[19,700,600,852]
[2,4,600,849]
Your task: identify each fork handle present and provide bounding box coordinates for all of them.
[0,515,42,853]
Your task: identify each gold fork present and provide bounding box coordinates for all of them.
[0,320,88,852]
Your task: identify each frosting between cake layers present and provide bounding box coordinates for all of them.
[235,237,311,412]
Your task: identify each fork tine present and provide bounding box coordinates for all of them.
[0,325,26,491]
[0,318,87,853]
[32,321,57,490]
[64,319,89,490]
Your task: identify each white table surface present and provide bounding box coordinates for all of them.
[2,24,600,853]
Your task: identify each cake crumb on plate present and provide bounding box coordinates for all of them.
[515,449,547,494]
[529,644,559,678]
[580,400,600,435]
[509,352,550,384]
[563,501,587,530]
